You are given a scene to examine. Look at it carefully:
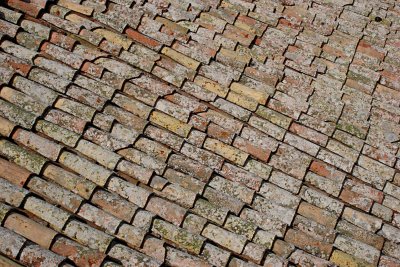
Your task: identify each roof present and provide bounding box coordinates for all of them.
[0,0,400,266]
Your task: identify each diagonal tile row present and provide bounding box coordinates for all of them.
[0,0,400,266]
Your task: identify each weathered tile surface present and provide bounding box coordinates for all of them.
[0,0,399,266]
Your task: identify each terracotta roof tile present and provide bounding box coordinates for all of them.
[181,142,224,170]
[20,20,49,39]
[19,243,66,266]
[192,198,228,225]
[110,123,140,144]
[200,243,230,266]
[122,82,158,106]
[91,114,114,132]
[76,139,121,169]
[92,190,135,221]
[152,65,185,87]
[43,13,81,33]
[336,220,384,250]
[112,93,151,120]
[1,40,37,63]
[232,136,269,162]
[34,56,77,80]
[335,234,380,265]
[0,226,26,259]
[100,61,140,83]
[204,186,244,214]
[164,168,205,194]
[0,6,22,23]
[51,236,106,267]
[153,218,205,254]
[4,213,57,249]
[135,137,172,161]
[78,203,121,234]
[107,176,151,207]
[0,139,47,174]
[156,98,191,122]
[0,178,28,208]
[181,123,205,140]
[0,157,31,186]
[289,249,333,267]
[55,97,96,121]
[108,244,161,267]
[0,66,15,85]
[117,151,159,178]
[203,223,247,254]
[59,151,112,186]
[121,48,159,72]
[253,195,295,226]
[12,76,57,105]
[181,213,205,235]
[66,85,106,110]
[35,119,80,147]
[116,223,147,248]
[84,126,128,151]
[105,105,147,131]
[125,27,162,50]
[150,111,191,137]
[63,220,113,252]
[29,68,70,93]
[146,196,186,225]
[145,125,183,151]
[1,87,46,116]
[16,31,43,51]
[74,74,115,98]
[0,19,18,39]
[132,74,175,96]
[23,196,70,231]
[165,246,210,267]
[13,129,63,161]
[98,38,126,55]
[0,52,32,76]
[243,160,271,180]
[27,176,83,213]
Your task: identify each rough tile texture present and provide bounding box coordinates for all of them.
[0,0,399,266]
